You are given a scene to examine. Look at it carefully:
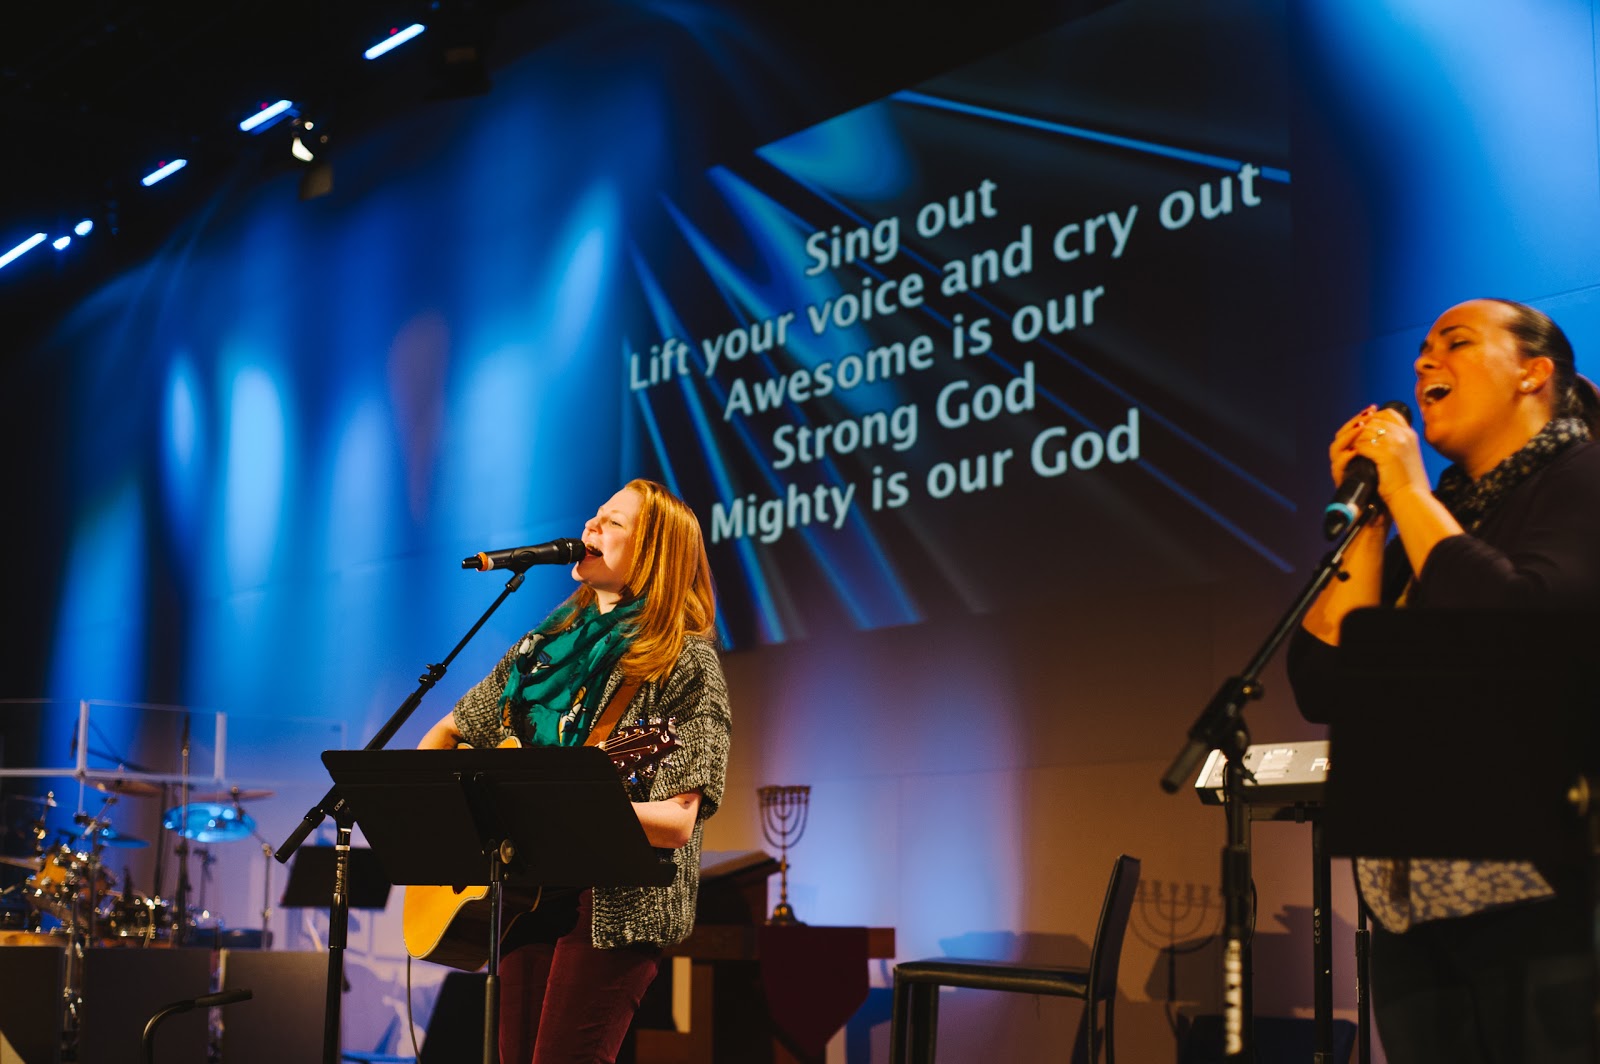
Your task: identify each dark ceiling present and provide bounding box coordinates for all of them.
[0,1,1081,351]
[1,1,534,345]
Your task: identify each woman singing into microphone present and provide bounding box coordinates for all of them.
[1288,299,1600,1062]
[419,478,730,1063]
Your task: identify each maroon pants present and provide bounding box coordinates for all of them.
[496,889,663,1064]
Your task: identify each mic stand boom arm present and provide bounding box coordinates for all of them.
[1159,499,1380,1062]
[273,569,528,1064]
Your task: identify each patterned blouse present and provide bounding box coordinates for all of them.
[1355,856,1551,933]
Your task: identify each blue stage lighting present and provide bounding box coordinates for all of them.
[239,99,295,133]
[365,23,425,60]
[142,159,188,187]
[0,233,46,269]
[52,236,71,250]
[74,220,94,237]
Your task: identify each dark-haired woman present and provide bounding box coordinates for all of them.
[419,479,731,1064]
[1289,299,1600,1063]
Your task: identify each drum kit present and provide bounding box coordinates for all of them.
[0,778,274,951]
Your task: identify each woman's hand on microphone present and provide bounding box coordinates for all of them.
[1306,406,1392,643]
[1329,405,1378,486]
[1335,404,1464,582]
[1335,405,1428,506]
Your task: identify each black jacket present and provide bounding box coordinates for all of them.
[1288,438,1600,724]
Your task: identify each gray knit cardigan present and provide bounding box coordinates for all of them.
[452,633,731,948]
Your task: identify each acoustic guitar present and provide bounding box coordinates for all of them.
[402,722,678,971]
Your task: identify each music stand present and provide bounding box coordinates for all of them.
[281,846,392,911]
[320,746,676,1064]
[1325,608,1598,864]
[1325,608,1600,1056]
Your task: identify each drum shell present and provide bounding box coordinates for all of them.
[22,844,113,919]
[102,894,173,946]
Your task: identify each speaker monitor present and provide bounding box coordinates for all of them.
[79,947,211,1064]
[219,950,327,1064]
[0,944,64,1064]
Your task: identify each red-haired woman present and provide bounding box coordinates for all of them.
[421,479,730,1063]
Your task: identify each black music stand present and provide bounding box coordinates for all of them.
[1325,608,1597,864]
[1325,608,1600,1056]
[320,746,676,1064]
[281,846,392,910]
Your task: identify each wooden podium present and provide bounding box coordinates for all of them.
[634,852,894,1064]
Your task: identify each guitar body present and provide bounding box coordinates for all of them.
[403,722,677,970]
[402,879,551,972]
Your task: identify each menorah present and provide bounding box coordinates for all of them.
[756,784,811,925]
[1131,878,1223,1006]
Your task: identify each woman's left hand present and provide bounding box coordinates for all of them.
[1345,406,1430,505]
[632,791,701,849]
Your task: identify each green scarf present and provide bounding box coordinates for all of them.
[499,598,643,747]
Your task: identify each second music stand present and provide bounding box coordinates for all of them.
[1326,607,1600,1059]
[1325,607,1597,865]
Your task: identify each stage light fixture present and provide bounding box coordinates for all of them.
[52,236,71,251]
[0,233,46,270]
[365,23,425,60]
[240,99,296,134]
[290,117,334,201]
[290,118,326,163]
[142,159,188,187]
[74,220,94,237]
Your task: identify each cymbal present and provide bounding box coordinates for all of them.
[86,827,147,849]
[185,787,275,804]
[86,777,162,799]
[161,803,255,843]
[2,793,56,808]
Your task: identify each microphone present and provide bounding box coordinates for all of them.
[144,988,252,1054]
[1323,399,1414,539]
[461,537,586,572]
[193,988,253,1009]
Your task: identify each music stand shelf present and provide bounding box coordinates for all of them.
[281,846,392,910]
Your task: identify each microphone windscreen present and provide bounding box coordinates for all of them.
[1379,398,1413,424]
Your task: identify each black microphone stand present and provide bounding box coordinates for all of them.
[172,714,193,946]
[143,988,253,1064]
[275,568,530,1064]
[1161,499,1380,1061]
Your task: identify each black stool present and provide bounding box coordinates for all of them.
[890,853,1140,1064]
